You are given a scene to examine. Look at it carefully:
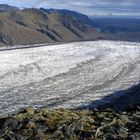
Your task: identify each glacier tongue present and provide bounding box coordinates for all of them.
[0,40,140,115]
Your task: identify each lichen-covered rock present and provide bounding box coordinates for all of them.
[0,106,139,140]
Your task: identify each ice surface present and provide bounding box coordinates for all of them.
[0,40,140,115]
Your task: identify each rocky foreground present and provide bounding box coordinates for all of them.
[0,106,140,140]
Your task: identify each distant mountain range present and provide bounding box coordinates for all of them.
[0,4,19,12]
[91,17,140,33]
[0,4,140,46]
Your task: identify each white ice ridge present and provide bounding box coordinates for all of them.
[0,40,140,115]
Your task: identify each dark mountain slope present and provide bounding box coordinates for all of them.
[0,7,101,46]
[40,8,94,27]
[41,8,100,41]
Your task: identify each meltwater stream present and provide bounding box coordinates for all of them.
[0,40,140,115]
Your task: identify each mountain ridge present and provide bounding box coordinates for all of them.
[0,5,101,46]
[0,4,140,46]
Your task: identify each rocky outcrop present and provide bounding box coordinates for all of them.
[0,106,139,140]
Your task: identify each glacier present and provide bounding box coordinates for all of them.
[0,40,140,115]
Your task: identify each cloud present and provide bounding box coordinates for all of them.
[0,0,140,16]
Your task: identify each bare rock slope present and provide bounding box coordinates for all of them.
[0,6,100,46]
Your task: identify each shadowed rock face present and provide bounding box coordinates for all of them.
[0,6,100,46]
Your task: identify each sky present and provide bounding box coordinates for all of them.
[0,0,140,16]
